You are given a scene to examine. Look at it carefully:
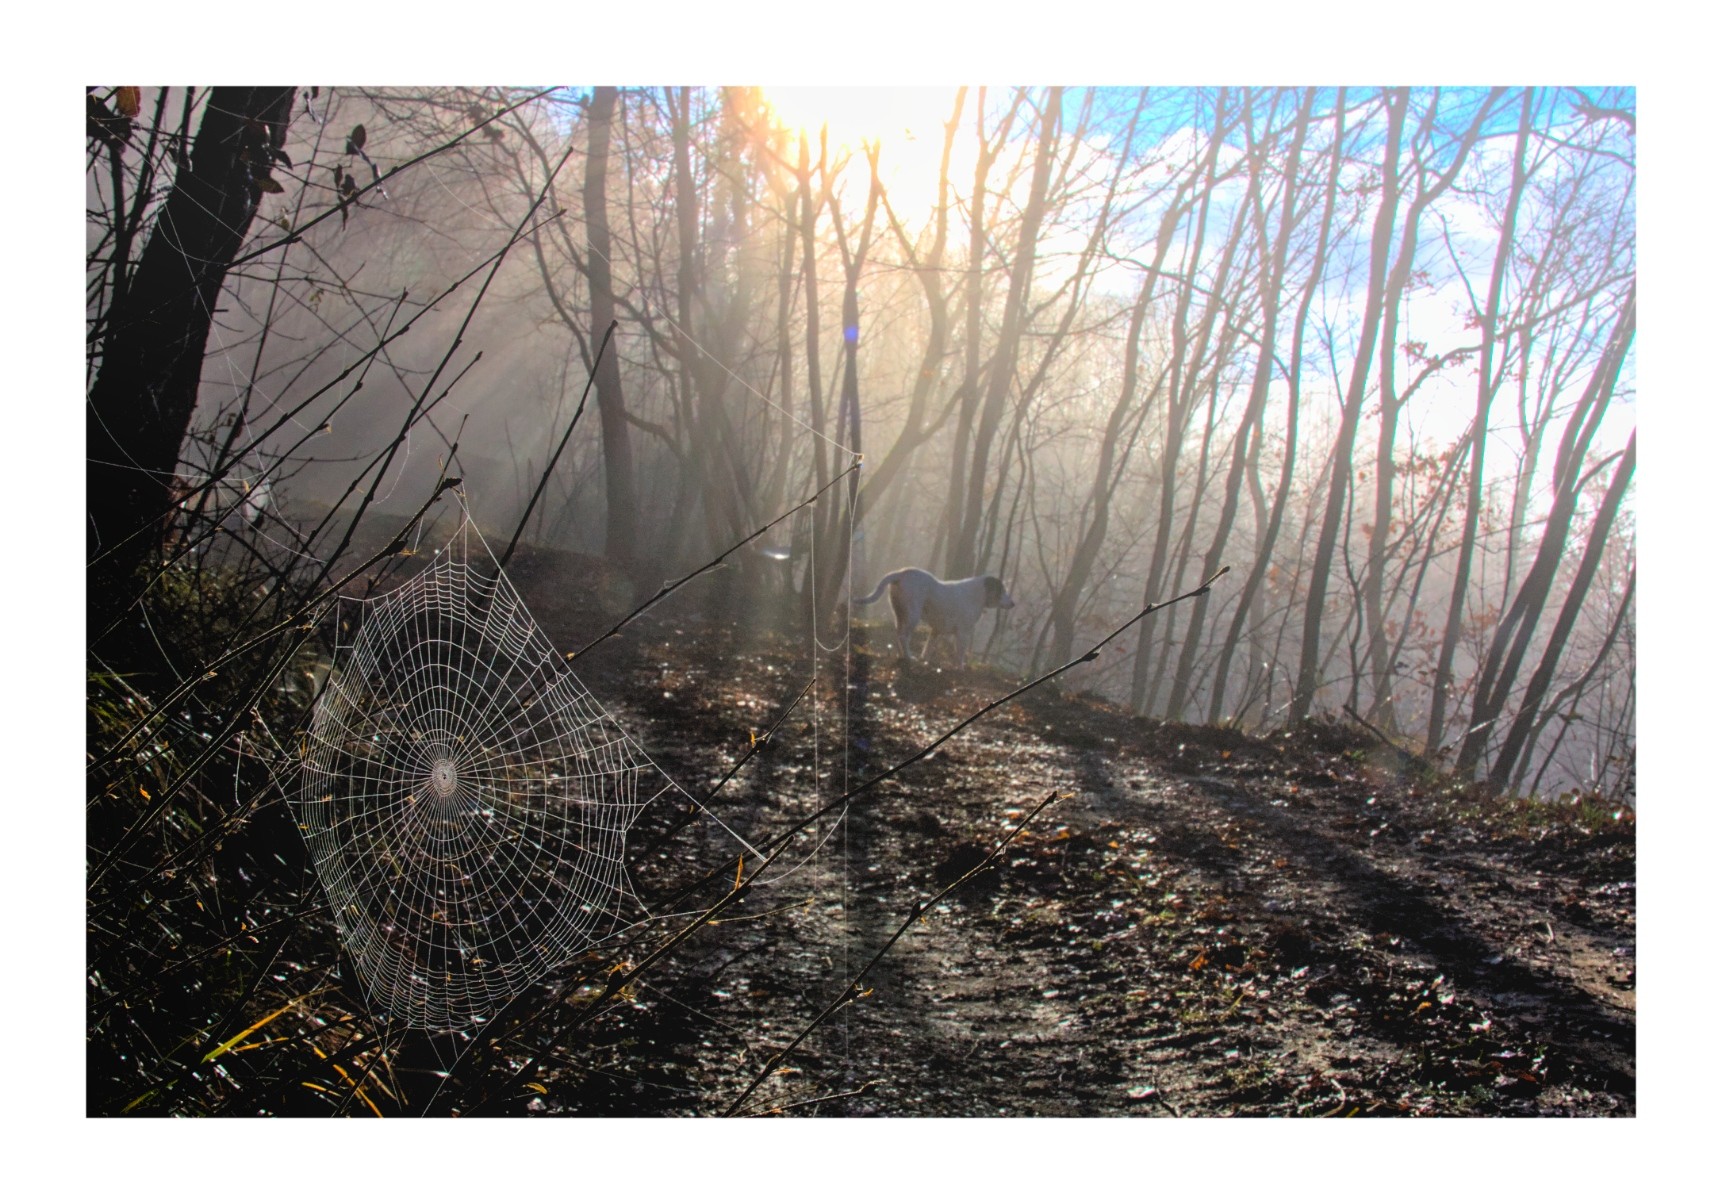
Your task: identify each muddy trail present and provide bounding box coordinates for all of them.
[478,559,1636,1118]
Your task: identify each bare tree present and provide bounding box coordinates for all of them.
[88,87,297,642]
[1422,91,1536,754]
[1455,288,1634,776]
[1171,89,1312,720]
[582,87,639,574]
[1128,89,1239,714]
[853,90,968,522]
[1488,433,1634,791]
[1289,88,1408,722]
[1208,89,1349,727]
[1355,88,1503,729]
[947,88,1061,581]
[939,88,1023,577]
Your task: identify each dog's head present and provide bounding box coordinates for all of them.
[983,576,1016,610]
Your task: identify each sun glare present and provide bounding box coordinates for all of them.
[761,87,972,227]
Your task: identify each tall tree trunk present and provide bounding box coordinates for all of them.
[1174,90,1310,719]
[88,86,296,640]
[1155,299,1243,716]
[669,90,756,556]
[942,89,1013,579]
[662,89,706,564]
[1210,88,1346,726]
[1360,89,1504,728]
[1514,566,1634,796]
[582,86,638,574]
[763,160,799,522]
[1045,260,1161,669]
[1455,289,1635,775]
[1129,90,1234,713]
[855,89,965,525]
[1488,435,1634,792]
[811,145,880,623]
[1290,88,1408,722]
[794,131,829,598]
[950,88,1061,581]
[1423,95,1538,755]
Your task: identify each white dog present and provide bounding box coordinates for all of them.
[854,568,1015,666]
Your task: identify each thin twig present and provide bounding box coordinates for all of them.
[227,90,560,273]
[500,320,616,572]
[740,1079,885,1117]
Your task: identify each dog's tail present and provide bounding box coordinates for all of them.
[852,570,905,606]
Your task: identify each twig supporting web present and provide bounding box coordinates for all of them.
[296,512,674,1031]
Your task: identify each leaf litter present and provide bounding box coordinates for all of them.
[459,558,1635,1117]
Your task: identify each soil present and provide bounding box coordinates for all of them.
[487,559,1635,1119]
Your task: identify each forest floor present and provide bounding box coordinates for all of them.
[492,550,1636,1119]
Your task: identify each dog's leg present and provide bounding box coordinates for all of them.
[894,611,916,663]
[897,595,926,663]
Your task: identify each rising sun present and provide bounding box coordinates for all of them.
[758,87,974,227]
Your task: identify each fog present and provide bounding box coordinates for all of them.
[143,85,1633,799]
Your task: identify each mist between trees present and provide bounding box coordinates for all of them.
[88,85,1635,803]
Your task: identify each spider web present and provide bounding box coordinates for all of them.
[296,515,672,1031]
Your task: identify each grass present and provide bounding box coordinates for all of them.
[87,552,334,1117]
[1441,788,1634,843]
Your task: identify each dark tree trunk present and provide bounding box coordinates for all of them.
[1174,89,1311,719]
[1424,94,1536,755]
[1045,260,1160,670]
[811,150,878,624]
[950,88,1060,581]
[1360,89,1503,729]
[941,89,1004,579]
[1210,89,1346,726]
[1488,434,1634,792]
[1290,88,1407,722]
[793,131,828,598]
[1514,567,1634,797]
[1129,91,1233,714]
[853,89,964,529]
[1455,289,1635,776]
[582,87,638,573]
[88,86,296,641]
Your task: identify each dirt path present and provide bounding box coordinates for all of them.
[519,605,1634,1118]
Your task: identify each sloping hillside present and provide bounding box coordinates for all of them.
[511,573,1635,1118]
[88,542,1632,1117]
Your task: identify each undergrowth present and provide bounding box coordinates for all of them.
[87,555,332,1116]
[87,544,1630,1117]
